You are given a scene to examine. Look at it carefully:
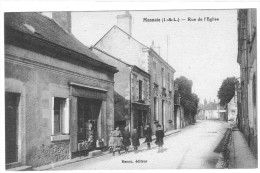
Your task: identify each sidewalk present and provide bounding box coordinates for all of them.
[35,128,181,171]
[229,126,258,169]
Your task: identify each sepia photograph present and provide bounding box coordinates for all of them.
[1,1,258,171]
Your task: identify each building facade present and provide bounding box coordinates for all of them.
[227,92,238,121]
[237,9,257,158]
[92,47,150,136]
[5,12,117,168]
[94,11,176,133]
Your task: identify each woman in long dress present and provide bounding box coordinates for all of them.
[112,126,122,156]
[131,129,140,153]
[122,126,131,153]
[109,130,115,152]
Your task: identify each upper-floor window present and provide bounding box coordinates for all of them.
[171,74,174,91]
[153,62,157,83]
[168,72,170,90]
[139,80,143,100]
[161,68,165,87]
[132,74,138,100]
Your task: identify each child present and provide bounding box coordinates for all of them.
[144,124,152,150]
[122,126,131,153]
[155,125,165,153]
[131,129,140,153]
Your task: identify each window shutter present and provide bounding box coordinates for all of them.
[62,98,70,134]
[51,97,55,135]
[142,80,145,101]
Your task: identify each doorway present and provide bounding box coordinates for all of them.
[5,92,20,164]
[134,110,147,137]
[162,100,165,130]
[77,97,102,149]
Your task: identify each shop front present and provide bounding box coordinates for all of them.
[132,102,150,137]
[69,83,108,157]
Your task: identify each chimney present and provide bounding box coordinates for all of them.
[150,40,160,55]
[116,11,132,36]
[52,12,72,34]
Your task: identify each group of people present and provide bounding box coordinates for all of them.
[109,124,165,156]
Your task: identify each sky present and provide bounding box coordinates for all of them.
[68,10,240,104]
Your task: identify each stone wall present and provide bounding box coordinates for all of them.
[26,141,70,167]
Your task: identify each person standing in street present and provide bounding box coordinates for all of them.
[131,129,140,153]
[122,126,131,153]
[109,129,115,152]
[155,125,164,153]
[112,126,123,156]
[144,124,152,150]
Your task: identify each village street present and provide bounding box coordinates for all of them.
[50,120,230,170]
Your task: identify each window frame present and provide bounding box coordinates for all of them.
[51,97,70,137]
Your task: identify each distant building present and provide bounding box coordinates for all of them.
[196,100,225,120]
[92,47,150,137]
[237,9,257,158]
[196,104,205,120]
[5,12,118,168]
[204,101,219,119]
[94,11,176,133]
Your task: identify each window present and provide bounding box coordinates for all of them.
[153,62,157,83]
[154,97,158,120]
[132,74,138,100]
[161,68,165,87]
[162,100,165,130]
[52,97,69,135]
[168,73,170,90]
[139,80,143,100]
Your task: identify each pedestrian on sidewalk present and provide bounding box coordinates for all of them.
[155,125,164,153]
[112,126,123,156]
[122,126,131,153]
[131,129,140,153]
[144,124,152,150]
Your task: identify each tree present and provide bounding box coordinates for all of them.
[217,77,236,106]
[174,76,199,122]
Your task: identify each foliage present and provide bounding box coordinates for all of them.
[217,77,236,106]
[174,76,199,117]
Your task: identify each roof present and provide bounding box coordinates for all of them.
[92,46,150,77]
[94,25,176,73]
[5,12,114,70]
[94,25,149,49]
[203,102,220,111]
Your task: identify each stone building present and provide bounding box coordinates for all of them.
[237,9,257,158]
[227,92,238,121]
[94,11,176,133]
[5,12,118,168]
[92,47,150,136]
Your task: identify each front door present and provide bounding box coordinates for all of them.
[5,92,20,164]
[137,110,147,137]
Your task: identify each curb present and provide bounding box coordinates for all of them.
[215,127,233,169]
